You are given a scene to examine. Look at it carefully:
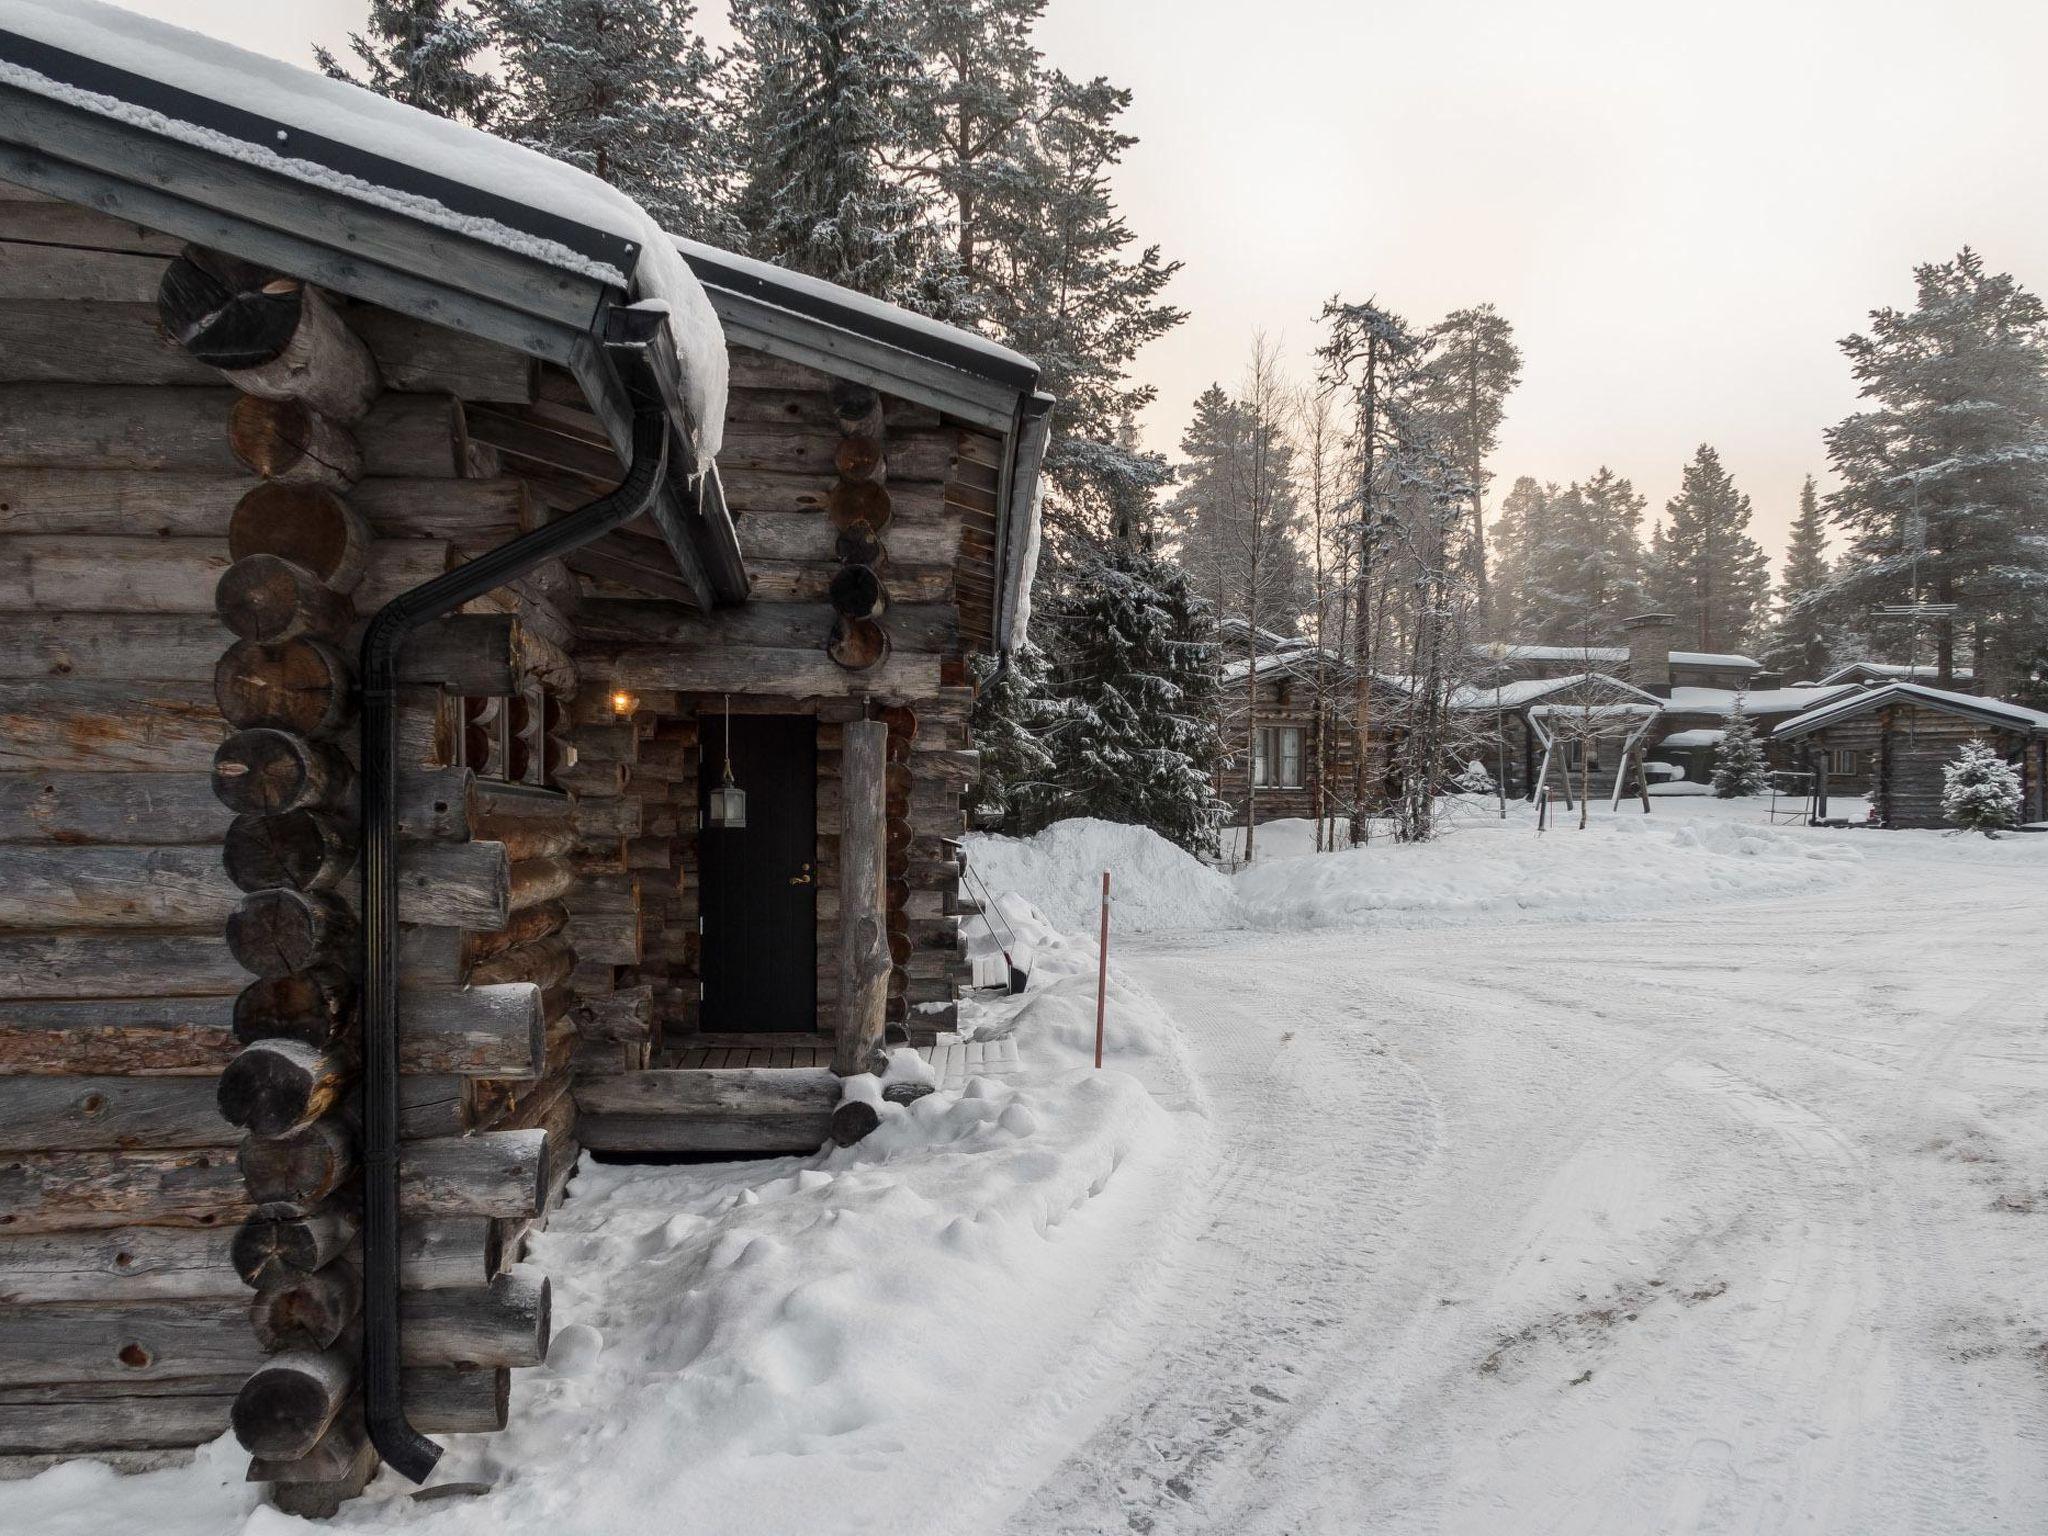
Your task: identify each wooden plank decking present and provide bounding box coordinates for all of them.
[666,1033,1021,1087]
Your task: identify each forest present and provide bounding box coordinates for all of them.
[336,2,2048,852]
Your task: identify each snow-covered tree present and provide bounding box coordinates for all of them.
[1037,545,1222,852]
[1824,248,2048,691]
[1515,468,1647,643]
[1761,475,1837,680]
[316,0,499,124]
[1942,737,2024,834]
[1710,696,1769,797]
[729,0,937,303]
[483,0,733,241]
[967,642,1058,833]
[1418,304,1522,615]
[1649,444,1772,653]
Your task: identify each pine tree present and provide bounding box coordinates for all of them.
[967,642,1058,833]
[1941,737,2023,834]
[729,0,936,303]
[1710,696,1769,797]
[1488,475,1549,635]
[1760,475,1836,679]
[1517,468,1647,642]
[1418,304,1522,615]
[1825,248,2048,691]
[1649,444,1772,653]
[976,73,1183,557]
[1037,544,1222,851]
[483,0,732,242]
[315,1,499,125]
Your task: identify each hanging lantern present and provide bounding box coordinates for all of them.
[609,688,638,719]
[706,693,747,829]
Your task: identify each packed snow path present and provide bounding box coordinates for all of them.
[1000,846,2048,1534]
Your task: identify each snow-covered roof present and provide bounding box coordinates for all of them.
[1658,728,1727,749]
[1816,661,1976,685]
[1669,651,1759,670]
[1775,681,2048,740]
[1452,671,1661,711]
[1665,685,1859,717]
[1473,641,1629,665]
[1526,702,1660,720]
[0,0,731,451]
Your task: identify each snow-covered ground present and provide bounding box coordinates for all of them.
[11,799,2047,1533]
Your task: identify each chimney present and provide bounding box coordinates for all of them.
[1623,613,1677,697]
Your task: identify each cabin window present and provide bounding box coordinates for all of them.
[1827,748,1858,777]
[1254,725,1305,788]
[1563,740,1600,772]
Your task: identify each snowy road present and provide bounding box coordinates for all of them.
[998,839,2048,1534]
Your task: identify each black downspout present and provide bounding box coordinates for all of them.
[357,382,671,1483]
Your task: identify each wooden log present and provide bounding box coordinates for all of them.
[0,844,237,929]
[213,729,353,816]
[215,555,352,644]
[224,810,355,894]
[357,392,466,478]
[827,478,892,531]
[0,997,232,1076]
[400,982,545,1078]
[216,1040,348,1138]
[834,434,886,482]
[0,1147,247,1232]
[214,636,353,737]
[230,1207,354,1289]
[0,1297,261,1388]
[592,641,935,695]
[254,1413,375,1504]
[0,468,249,538]
[228,396,362,489]
[0,384,242,473]
[835,721,890,1076]
[828,564,888,621]
[226,483,368,593]
[226,889,356,978]
[575,1068,838,1154]
[572,796,641,838]
[397,1073,472,1141]
[0,535,233,614]
[828,380,885,438]
[400,1218,502,1292]
[346,310,536,402]
[569,983,653,1044]
[400,1129,547,1220]
[827,616,891,673]
[0,1226,240,1303]
[0,1075,231,1152]
[0,614,226,682]
[250,1260,360,1352]
[400,1263,549,1369]
[720,426,953,482]
[237,1118,353,1206]
[158,254,380,420]
[403,1366,507,1434]
[830,1098,881,1147]
[508,855,573,912]
[0,1377,240,1456]
[350,475,530,540]
[398,612,575,697]
[230,1348,351,1459]
[396,838,511,929]
[233,966,352,1051]
[466,935,574,995]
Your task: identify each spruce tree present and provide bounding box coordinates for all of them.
[1649,444,1772,653]
[1488,475,1550,636]
[967,642,1058,833]
[483,0,732,242]
[1761,475,1836,680]
[1517,468,1647,643]
[316,1,498,125]
[1419,304,1522,614]
[729,0,936,303]
[1710,697,1769,797]
[1942,738,2023,834]
[1825,248,2048,691]
[1037,544,1222,851]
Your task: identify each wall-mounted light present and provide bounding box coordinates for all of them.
[706,692,747,829]
[610,689,638,719]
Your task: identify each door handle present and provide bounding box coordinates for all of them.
[789,863,814,886]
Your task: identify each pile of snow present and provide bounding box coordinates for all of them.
[965,818,1237,935]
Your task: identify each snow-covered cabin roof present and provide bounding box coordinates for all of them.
[1774,681,2048,741]
[1664,685,1859,717]
[1669,651,1759,670]
[1815,661,1976,686]
[1451,671,1661,711]
[1658,728,1727,749]
[1472,641,1630,665]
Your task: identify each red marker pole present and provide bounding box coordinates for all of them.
[1094,870,1110,1069]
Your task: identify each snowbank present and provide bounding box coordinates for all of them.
[965,818,1237,935]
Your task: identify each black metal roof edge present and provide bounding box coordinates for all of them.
[0,27,639,278]
[678,244,1041,394]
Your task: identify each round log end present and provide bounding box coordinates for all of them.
[827,478,892,532]
[158,248,301,370]
[830,1099,882,1147]
[826,616,891,672]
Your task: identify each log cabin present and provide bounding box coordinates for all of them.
[1771,682,2048,827]
[0,6,1050,1513]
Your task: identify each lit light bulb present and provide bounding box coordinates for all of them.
[611,690,637,717]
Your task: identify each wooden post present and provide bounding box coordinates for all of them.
[833,720,889,1077]
[1094,870,1110,1070]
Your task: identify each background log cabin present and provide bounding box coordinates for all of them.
[0,11,1048,1514]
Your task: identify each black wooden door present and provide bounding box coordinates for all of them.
[698,714,818,1032]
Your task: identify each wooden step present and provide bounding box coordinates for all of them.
[574,1067,838,1154]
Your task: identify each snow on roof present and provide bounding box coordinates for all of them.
[1817,661,1976,685]
[1473,641,1628,664]
[1776,681,2048,739]
[1526,701,1660,720]
[1665,685,1858,717]
[1669,651,1759,670]
[0,0,729,450]
[1658,728,1726,749]
[1452,671,1660,711]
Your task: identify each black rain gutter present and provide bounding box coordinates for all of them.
[357,333,670,1484]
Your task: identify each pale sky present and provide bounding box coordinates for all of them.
[114,0,2048,568]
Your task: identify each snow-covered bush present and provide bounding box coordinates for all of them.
[1711,697,1768,797]
[1942,737,2023,834]
[1453,759,1495,795]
